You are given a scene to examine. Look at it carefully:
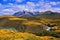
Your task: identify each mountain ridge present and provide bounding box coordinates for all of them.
[13,11,60,17]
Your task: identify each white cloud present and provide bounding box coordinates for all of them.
[15,0,24,3]
[50,8,60,13]
[12,2,36,12]
[12,1,59,12]
[2,9,15,15]
[27,2,35,7]
[35,1,52,11]
[43,4,51,9]
[8,3,14,6]
[16,5,31,11]
[50,2,60,5]
[3,9,14,12]
[16,5,26,11]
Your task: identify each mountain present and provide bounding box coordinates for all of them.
[13,11,60,18]
[32,11,60,19]
[13,11,40,17]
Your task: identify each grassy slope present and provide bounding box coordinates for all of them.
[0,15,60,40]
[0,29,41,40]
[0,15,60,32]
[0,29,60,40]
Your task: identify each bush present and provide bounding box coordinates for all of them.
[32,31,60,38]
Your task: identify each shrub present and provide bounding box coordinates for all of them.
[32,31,60,38]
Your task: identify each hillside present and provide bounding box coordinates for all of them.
[0,29,41,40]
[0,12,60,39]
[0,15,60,32]
[0,29,60,40]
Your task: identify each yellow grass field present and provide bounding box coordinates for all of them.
[0,29,60,40]
[0,29,41,40]
[9,18,27,20]
[22,21,41,26]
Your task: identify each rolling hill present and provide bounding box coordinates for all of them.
[0,11,60,39]
[0,13,60,33]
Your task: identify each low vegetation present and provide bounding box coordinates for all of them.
[0,29,42,40]
[0,29,60,40]
[0,15,60,40]
[33,31,60,38]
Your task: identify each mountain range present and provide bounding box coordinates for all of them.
[13,11,60,17]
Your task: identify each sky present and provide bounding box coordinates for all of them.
[0,0,60,15]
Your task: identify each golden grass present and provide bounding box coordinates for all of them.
[22,21,41,26]
[0,29,41,40]
[9,18,27,20]
[0,29,60,40]
[39,36,60,40]
[55,30,60,32]
[0,16,16,18]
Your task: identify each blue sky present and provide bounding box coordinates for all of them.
[0,0,60,15]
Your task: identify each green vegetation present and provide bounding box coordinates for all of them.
[33,31,60,38]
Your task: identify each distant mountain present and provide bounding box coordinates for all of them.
[32,11,60,18]
[13,11,40,17]
[13,11,60,18]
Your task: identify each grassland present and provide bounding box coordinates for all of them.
[0,15,60,40]
[0,29,60,40]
